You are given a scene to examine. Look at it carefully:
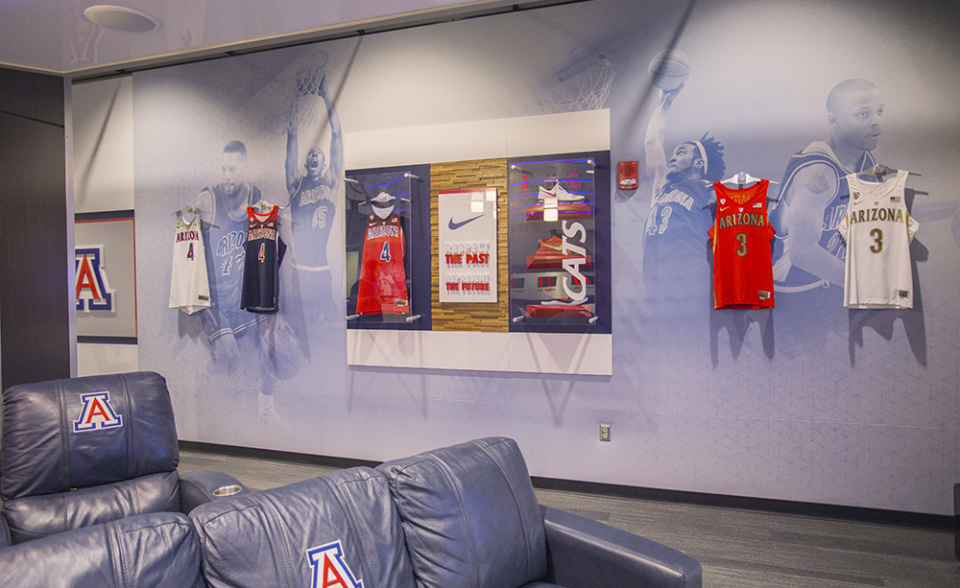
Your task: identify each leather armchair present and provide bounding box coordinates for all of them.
[191,437,701,588]
[377,437,702,588]
[0,511,204,587]
[0,371,247,545]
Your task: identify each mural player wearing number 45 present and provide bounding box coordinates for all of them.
[285,72,342,326]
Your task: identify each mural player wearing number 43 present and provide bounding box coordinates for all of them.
[641,83,726,313]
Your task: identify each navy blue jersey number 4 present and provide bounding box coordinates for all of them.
[380,242,392,262]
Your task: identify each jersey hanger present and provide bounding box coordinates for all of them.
[710,174,780,208]
[370,191,397,219]
[252,198,283,212]
[842,167,922,199]
[173,204,206,216]
[858,164,921,181]
[719,172,780,187]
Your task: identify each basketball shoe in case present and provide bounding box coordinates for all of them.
[526,235,592,270]
[525,184,592,220]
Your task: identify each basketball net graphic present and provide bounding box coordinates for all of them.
[283,50,330,130]
[541,55,616,113]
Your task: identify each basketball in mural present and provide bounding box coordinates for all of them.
[648,48,690,90]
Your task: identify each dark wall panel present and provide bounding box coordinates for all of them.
[0,68,65,126]
[0,68,69,389]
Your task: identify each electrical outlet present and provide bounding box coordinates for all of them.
[599,423,611,442]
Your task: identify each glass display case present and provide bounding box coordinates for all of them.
[345,164,431,329]
[507,152,610,333]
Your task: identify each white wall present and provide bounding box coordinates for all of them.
[72,76,139,375]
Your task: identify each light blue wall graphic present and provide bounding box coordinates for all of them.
[134,0,960,515]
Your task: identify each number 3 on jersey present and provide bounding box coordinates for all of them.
[735,232,747,257]
[869,228,883,253]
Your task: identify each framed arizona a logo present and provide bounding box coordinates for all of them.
[75,210,137,341]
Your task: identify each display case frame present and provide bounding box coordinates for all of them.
[507,151,611,334]
[344,164,432,331]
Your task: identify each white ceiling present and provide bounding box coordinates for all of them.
[0,0,562,78]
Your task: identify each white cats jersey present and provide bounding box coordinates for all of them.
[838,170,918,309]
[169,211,211,314]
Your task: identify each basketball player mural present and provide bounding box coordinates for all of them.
[768,79,886,353]
[197,141,302,391]
[197,140,262,374]
[771,79,943,362]
[284,71,342,327]
[770,79,883,294]
[641,81,725,316]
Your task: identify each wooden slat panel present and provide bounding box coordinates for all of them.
[430,159,509,332]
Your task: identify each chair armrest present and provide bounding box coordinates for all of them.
[953,483,959,561]
[0,514,11,547]
[540,505,702,588]
[179,471,249,514]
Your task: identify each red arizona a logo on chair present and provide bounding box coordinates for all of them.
[307,540,362,588]
[73,392,123,432]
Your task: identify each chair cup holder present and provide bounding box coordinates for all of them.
[213,484,243,497]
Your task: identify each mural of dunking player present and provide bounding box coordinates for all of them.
[284,60,342,330]
[640,80,725,319]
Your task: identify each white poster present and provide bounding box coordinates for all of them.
[438,188,497,303]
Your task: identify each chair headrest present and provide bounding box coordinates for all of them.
[376,437,547,587]
[2,371,179,501]
[191,467,416,588]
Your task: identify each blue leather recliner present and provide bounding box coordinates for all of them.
[0,511,205,587]
[0,371,247,546]
[190,437,702,587]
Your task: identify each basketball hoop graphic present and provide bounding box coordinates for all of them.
[541,54,616,113]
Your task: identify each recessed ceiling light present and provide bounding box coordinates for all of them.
[84,5,160,33]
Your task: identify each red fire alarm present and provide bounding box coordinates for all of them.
[618,161,638,190]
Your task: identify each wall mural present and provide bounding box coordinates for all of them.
[134,0,960,514]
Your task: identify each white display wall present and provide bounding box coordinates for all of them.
[75,0,960,515]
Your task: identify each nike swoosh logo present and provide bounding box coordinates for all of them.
[448,214,484,230]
